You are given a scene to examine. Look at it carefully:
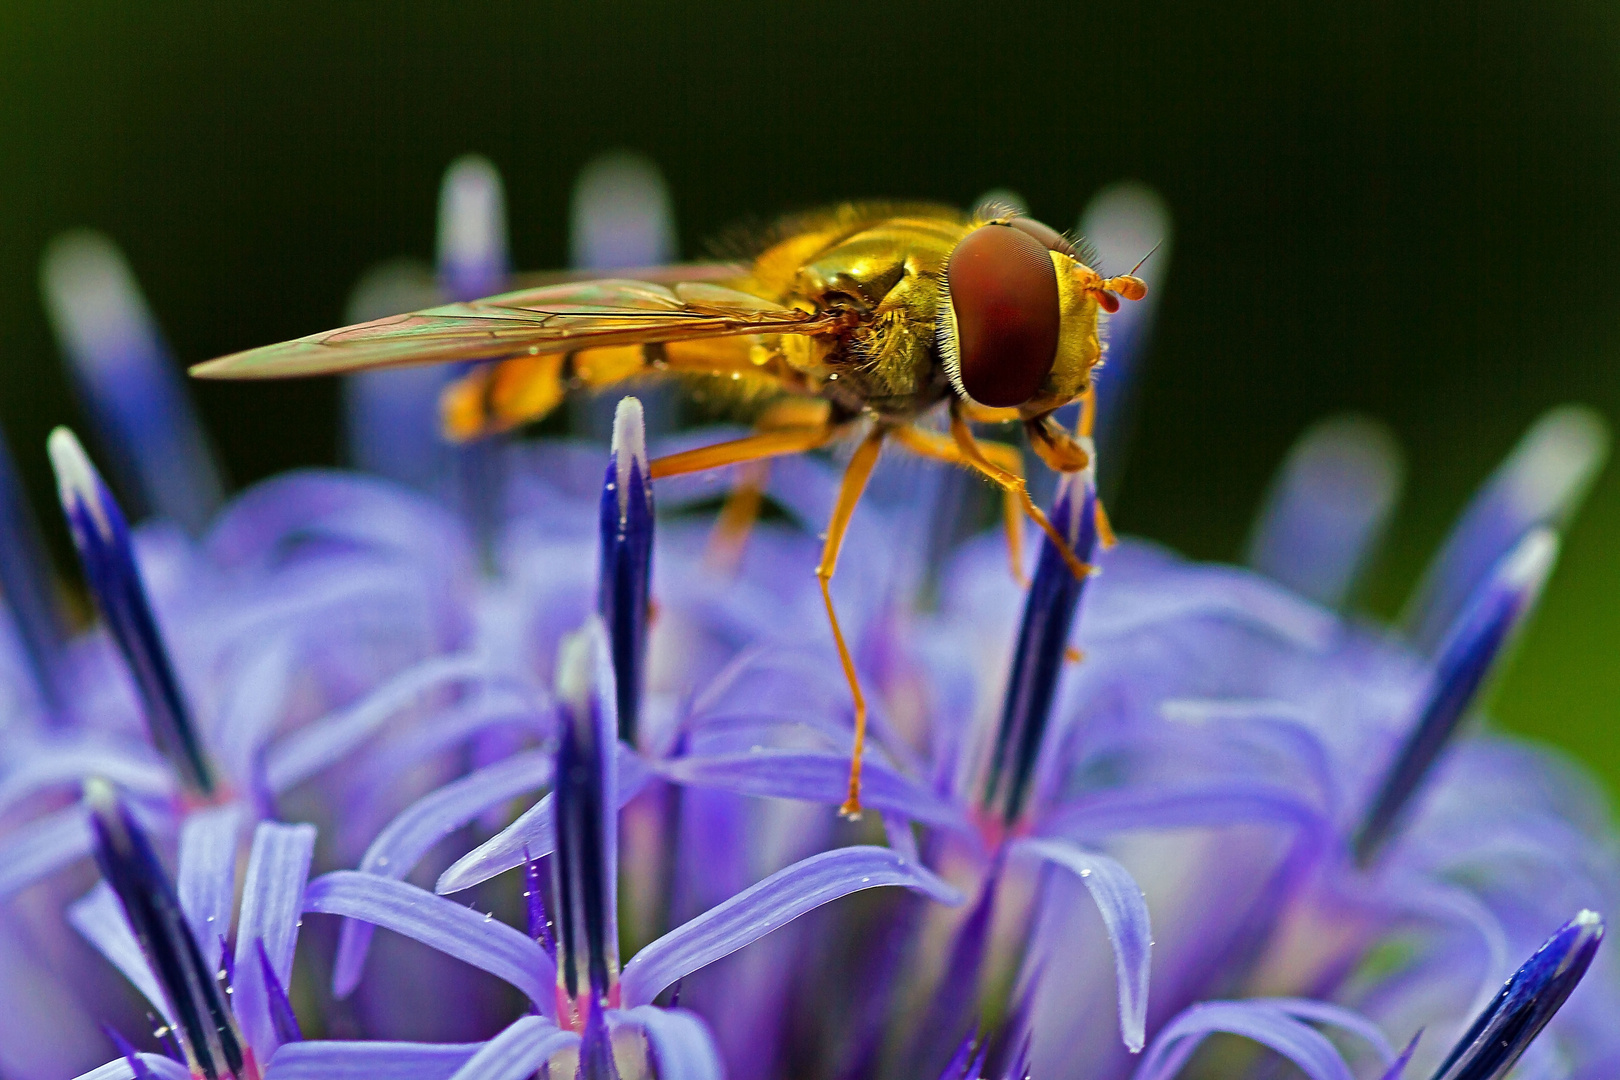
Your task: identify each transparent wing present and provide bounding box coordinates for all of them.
[190,277,835,380]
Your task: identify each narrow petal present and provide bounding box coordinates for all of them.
[615,1006,724,1080]
[0,421,69,716]
[1430,910,1604,1080]
[257,940,303,1045]
[70,1055,191,1080]
[177,803,245,971]
[435,790,555,895]
[264,653,491,793]
[234,822,317,1061]
[1355,529,1557,864]
[1245,415,1403,609]
[303,871,556,1012]
[1131,1000,1358,1080]
[1404,406,1606,651]
[437,155,509,301]
[657,750,967,829]
[1258,999,1398,1064]
[0,740,172,818]
[1013,838,1152,1052]
[1038,782,1328,838]
[41,231,225,533]
[570,151,676,270]
[265,1040,481,1080]
[620,845,963,1007]
[0,802,93,898]
[68,882,171,1023]
[446,1016,578,1080]
[51,429,215,796]
[335,749,553,992]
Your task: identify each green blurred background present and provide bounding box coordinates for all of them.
[0,1,1615,785]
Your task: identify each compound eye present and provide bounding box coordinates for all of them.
[947,224,1061,408]
[1006,215,1077,258]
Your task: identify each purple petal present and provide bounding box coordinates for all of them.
[234,822,317,1061]
[1038,782,1328,838]
[335,749,554,992]
[0,802,93,898]
[67,882,170,1023]
[437,155,509,300]
[1404,405,1606,652]
[1262,998,1398,1063]
[264,653,492,793]
[41,232,225,534]
[570,151,676,270]
[176,803,245,971]
[1245,415,1403,609]
[615,1006,724,1080]
[211,640,296,786]
[304,871,556,1013]
[620,845,963,1007]
[0,740,172,817]
[1013,838,1152,1052]
[265,1041,482,1080]
[1130,1000,1358,1080]
[435,745,649,895]
[70,1055,191,1080]
[656,750,967,830]
[446,1016,579,1080]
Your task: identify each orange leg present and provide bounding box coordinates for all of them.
[817,426,888,819]
[946,405,1091,581]
[648,425,838,479]
[890,425,1029,587]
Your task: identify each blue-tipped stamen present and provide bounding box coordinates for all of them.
[551,622,621,1027]
[50,428,216,799]
[1354,529,1557,865]
[86,779,253,1080]
[1428,910,1604,1080]
[41,231,226,535]
[254,939,302,1046]
[1246,415,1404,609]
[1404,406,1606,653]
[103,1023,156,1080]
[599,397,654,746]
[1079,183,1172,493]
[983,465,1100,825]
[570,150,676,272]
[0,422,68,716]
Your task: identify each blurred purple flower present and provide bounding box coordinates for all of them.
[0,152,1612,1080]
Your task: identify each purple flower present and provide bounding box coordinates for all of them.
[3,151,1614,1080]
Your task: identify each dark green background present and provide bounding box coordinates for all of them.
[1,2,1616,786]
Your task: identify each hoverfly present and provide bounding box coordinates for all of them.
[192,202,1148,816]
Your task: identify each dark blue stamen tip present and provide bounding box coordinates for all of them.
[86,779,248,1079]
[1354,529,1557,865]
[598,397,653,746]
[938,1026,981,1080]
[255,938,302,1045]
[1428,910,1604,1080]
[984,466,1099,824]
[51,429,215,799]
[523,846,557,962]
[550,623,621,1012]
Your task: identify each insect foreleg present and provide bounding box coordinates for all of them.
[817,426,887,819]
[946,405,1091,581]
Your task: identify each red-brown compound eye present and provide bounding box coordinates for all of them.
[947,224,1062,408]
[1005,215,1077,258]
